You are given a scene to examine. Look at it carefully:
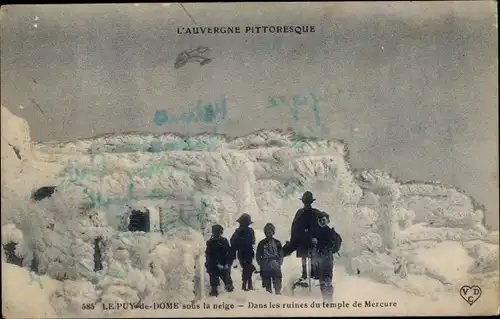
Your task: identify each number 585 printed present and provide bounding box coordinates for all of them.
[82,303,96,310]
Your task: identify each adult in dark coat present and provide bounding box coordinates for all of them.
[284,191,322,279]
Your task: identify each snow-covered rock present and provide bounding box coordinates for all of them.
[1,105,498,317]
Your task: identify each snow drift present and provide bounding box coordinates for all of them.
[1,105,498,317]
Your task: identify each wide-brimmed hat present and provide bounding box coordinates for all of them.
[300,191,316,203]
[236,213,253,225]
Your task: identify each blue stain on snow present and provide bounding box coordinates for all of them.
[154,129,220,152]
[290,139,311,149]
[69,167,88,181]
[83,186,133,208]
[150,188,164,198]
[136,164,166,177]
[82,183,171,208]
[28,271,44,289]
[145,136,220,153]
[284,184,301,197]
[94,268,122,281]
[128,183,134,199]
[164,136,219,151]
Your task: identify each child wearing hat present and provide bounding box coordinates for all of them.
[205,224,235,297]
[256,223,284,295]
[230,213,256,291]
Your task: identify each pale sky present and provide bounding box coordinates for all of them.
[1,2,498,228]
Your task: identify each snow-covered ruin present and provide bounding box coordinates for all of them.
[1,105,499,317]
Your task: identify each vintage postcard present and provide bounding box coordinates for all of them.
[1,2,498,318]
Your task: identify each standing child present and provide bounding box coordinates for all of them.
[310,211,342,302]
[205,224,235,297]
[230,213,256,291]
[256,223,284,295]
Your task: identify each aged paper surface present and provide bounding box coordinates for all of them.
[1,2,498,318]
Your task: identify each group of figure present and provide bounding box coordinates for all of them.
[204,191,342,302]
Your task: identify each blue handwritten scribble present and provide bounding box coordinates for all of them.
[268,95,300,120]
[203,103,215,122]
[153,96,227,126]
[267,90,322,126]
[308,90,321,126]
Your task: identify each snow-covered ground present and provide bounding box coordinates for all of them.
[1,105,499,317]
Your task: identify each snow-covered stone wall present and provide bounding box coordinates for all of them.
[1,105,498,317]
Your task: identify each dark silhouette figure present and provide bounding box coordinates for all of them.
[230,213,256,291]
[284,191,322,279]
[256,223,283,295]
[205,224,234,297]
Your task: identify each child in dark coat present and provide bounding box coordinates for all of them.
[256,223,284,295]
[310,211,342,302]
[230,213,256,291]
[205,224,234,297]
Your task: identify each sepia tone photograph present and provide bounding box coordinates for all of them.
[1,2,498,317]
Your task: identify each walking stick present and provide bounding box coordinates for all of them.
[308,243,316,292]
[308,256,312,292]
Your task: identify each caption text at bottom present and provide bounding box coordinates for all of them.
[83,300,397,311]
